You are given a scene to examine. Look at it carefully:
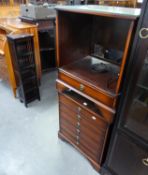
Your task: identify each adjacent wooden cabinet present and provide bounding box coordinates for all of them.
[101,1,148,174]
[55,5,140,171]
[20,17,56,72]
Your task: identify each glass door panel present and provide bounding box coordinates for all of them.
[123,50,148,141]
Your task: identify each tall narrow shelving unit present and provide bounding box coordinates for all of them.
[7,34,40,107]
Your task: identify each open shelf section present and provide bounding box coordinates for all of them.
[59,56,120,97]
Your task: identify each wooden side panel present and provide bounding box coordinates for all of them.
[56,11,92,67]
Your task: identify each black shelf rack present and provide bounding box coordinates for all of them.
[7,34,40,107]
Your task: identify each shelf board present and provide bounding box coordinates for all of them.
[91,54,121,66]
[137,84,148,91]
[18,51,33,57]
[134,98,147,107]
[20,64,35,70]
[40,48,55,52]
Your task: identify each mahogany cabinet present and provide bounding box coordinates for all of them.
[101,1,148,174]
[55,5,140,171]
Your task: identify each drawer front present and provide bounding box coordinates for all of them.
[59,93,109,163]
[60,102,107,135]
[108,133,148,175]
[59,72,115,107]
[60,119,100,156]
[59,93,109,130]
[56,79,115,124]
[60,122,100,162]
[60,110,106,149]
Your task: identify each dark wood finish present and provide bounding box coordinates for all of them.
[56,5,140,172]
[58,90,110,169]
[56,11,92,67]
[7,34,40,107]
[59,56,120,107]
[56,80,115,123]
[59,131,101,170]
[101,1,148,174]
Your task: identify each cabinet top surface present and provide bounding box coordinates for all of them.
[55,5,141,19]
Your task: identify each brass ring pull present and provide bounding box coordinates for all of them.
[77,115,81,120]
[76,141,79,145]
[76,129,80,134]
[139,28,148,39]
[77,122,80,127]
[76,135,80,140]
[142,158,148,166]
[77,107,81,112]
[79,84,85,91]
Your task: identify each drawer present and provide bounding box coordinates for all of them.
[60,103,107,135]
[57,79,115,124]
[60,122,100,162]
[60,119,100,156]
[60,111,106,149]
[108,133,148,175]
[58,71,116,108]
[59,91,112,126]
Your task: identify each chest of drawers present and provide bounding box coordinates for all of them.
[57,89,114,170]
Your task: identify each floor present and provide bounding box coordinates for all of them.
[0,70,100,175]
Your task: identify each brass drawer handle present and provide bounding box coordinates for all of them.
[77,122,80,127]
[142,158,148,166]
[79,84,85,91]
[76,141,79,145]
[76,129,80,134]
[77,114,81,120]
[77,107,81,112]
[76,124,80,129]
[92,116,96,120]
[139,28,148,39]
[76,135,80,140]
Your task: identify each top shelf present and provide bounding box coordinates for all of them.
[55,5,141,20]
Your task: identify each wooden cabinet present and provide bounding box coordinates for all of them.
[20,17,56,72]
[101,1,148,174]
[55,5,140,171]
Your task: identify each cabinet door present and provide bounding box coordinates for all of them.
[107,133,148,175]
[119,1,148,142]
[122,50,148,142]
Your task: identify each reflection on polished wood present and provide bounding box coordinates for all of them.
[0,6,20,18]
[98,0,137,7]
[0,18,41,97]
